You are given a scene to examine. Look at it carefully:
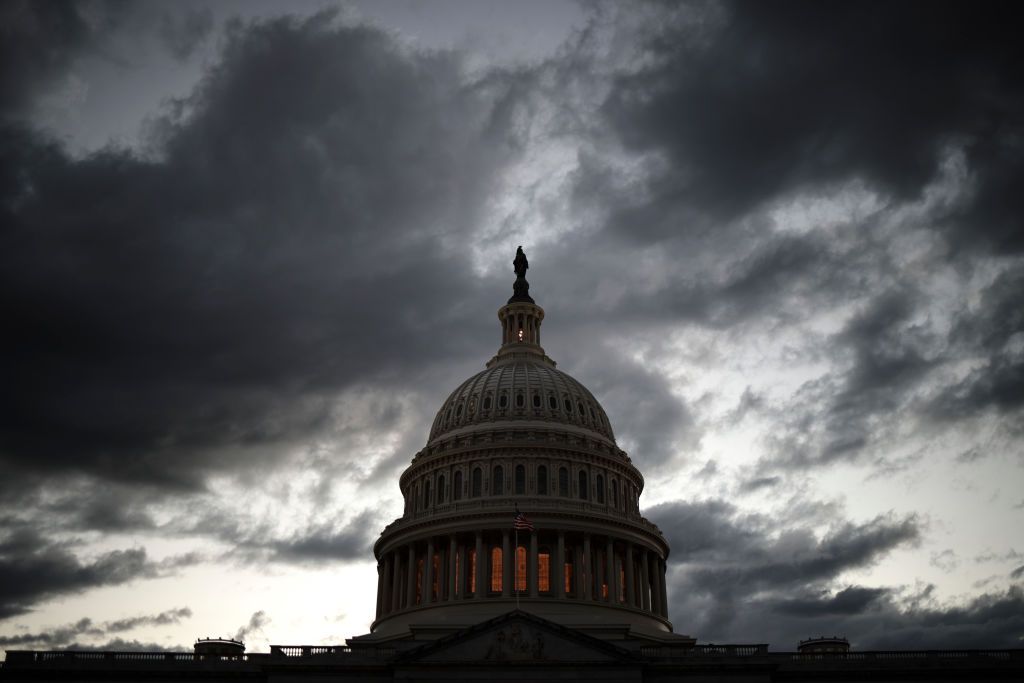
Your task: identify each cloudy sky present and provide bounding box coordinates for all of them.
[2,0,1022,656]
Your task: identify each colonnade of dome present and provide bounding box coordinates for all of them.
[371,249,673,637]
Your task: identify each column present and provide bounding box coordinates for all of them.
[474,532,484,599]
[583,534,592,600]
[375,561,384,618]
[528,532,538,597]
[448,536,457,601]
[502,529,512,597]
[457,542,467,599]
[423,538,434,603]
[605,537,614,603]
[391,550,402,611]
[641,550,651,612]
[406,545,416,608]
[659,557,669,617]
[555,532,566,599]
[574,544,584,599]
[650,553,663,616]
[625,543,635,607]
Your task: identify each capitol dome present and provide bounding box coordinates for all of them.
[369,248,676,642]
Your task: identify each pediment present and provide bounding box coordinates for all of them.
[398,610,635,664]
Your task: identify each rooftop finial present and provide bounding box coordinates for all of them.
[508,246,535,304]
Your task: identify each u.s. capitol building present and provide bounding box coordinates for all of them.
[3,250,1021,681]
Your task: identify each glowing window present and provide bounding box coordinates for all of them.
[469,549,476,595]
[538,550,550,593]
[515,546,527,592]
[565,562,573,595]
[491,547,503,592]
[537,466,548,495]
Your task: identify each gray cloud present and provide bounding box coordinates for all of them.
[0,526,200,619]
[234,610,268,642]
[0,607,192,647]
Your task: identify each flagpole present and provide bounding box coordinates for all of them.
[514,525,520,610]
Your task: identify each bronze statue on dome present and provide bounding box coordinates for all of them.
[509,246,534,304]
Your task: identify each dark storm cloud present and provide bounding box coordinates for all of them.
[159,7,214,61]
[0,607,192,647]
[650,497,1024,647]
[647,498,922,643]
[0,0,128,115]
[0,524,201,618]
[0,10,523,498]
[600,0,1024,251]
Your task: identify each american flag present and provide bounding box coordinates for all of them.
[513,511,534,531]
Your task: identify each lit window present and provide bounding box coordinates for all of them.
[564,561,573,595]
[515,546,527,592]
[491,547,503,592]
[518,328,524,341]
[469,549,477,595]
[538,550,550,592]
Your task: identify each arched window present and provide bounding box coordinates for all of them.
[492,465,504,496]
[515,465,525,494]
[455,403,463,417]
[538,547,551,593]
[611,478,618,508]
[515,546,527,592]
[424,479,431,508]
[515,393,525,408]
[454,471,463,501]
[472,468,482,497]
[499,393,508,408]
[437,474,445,504]
[533,393,542,408]
[621,482,626,510]
[596,474,605,504]
[537,465,548,495]
[558,467,569,497]
[578,470,589,500]
[548,395,557,410]
[490,547,503,593]
[483,396,492,410]
[564,398,573,413]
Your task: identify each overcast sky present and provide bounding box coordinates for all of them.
[1,0,1022,656]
